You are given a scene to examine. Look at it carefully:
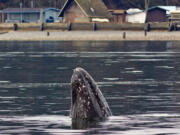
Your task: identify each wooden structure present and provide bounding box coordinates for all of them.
[108,10,126,23]
[58,0,112,23]
[170,11,180,22]
[147,7,167,23]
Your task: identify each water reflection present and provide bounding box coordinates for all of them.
[0,41,180,134]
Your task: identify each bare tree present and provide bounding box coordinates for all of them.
[166,0,169,5]
[54,0,58,8]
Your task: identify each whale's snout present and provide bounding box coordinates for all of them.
[71,67,88,86]
[70,67,112,119]
[71,67,84,86]
[73,67,86,77]
[73,67,83,73]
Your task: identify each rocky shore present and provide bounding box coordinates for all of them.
[0,31,180,41]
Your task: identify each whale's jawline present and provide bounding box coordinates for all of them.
[70,67,112,119]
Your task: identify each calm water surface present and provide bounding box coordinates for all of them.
[0,41,180,135]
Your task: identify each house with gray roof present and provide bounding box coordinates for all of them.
[1,8,61,23]
[147,6,167,22]
[147,6,178,22]
[156,6,176,16]
[58,0,112,23]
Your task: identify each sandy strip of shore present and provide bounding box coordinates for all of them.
[0,31,180,41]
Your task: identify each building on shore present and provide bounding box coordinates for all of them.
[126,6,175,24]
[108,9,126,23]
[170,10,180,22]
[58,0,112,23]
[156,6,176,15]
[0,8,61,23]
[151,6,177,21]
[147,6,167,23]
[126,8,145,23]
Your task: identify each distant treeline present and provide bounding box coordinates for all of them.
[0,0,66,9]
[104,0,180,9]
[0,0,180,9]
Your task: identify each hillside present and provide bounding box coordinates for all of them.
[0,0,180,10]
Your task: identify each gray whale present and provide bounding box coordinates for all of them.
[70,67,112,120]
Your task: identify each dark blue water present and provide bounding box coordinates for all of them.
[0,41,180,135]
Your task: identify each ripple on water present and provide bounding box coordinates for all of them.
[0,115,71,134]
[155,66,175,69]
[0,41,180,134]
[0,114,179,135]
[103,78,119,81]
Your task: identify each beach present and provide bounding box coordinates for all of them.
[0,31,180,41]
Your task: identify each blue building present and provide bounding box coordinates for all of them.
[1,8,61,23]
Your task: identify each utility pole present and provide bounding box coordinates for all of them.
[31,0,34,8]
[145,0,149,23]
[20,0,23,23]
[55,0,58,8]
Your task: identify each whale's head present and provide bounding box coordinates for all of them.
[71,67,112,119]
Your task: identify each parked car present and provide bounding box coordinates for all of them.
[46,16,54,23]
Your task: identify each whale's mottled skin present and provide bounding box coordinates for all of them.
[70,67,112,119]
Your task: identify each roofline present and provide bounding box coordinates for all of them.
[127,11,144,15]
[2,8,59,14]
[88,16,111,18]
[3,11,40,13]
[148,6,167,11]
[58,0,111,18]
[171,11,180,13]
[44,8,60,12]
[58,0,69,17]
[74,0,88,17]
[58,0,88,17]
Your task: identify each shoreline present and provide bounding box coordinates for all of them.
[0,31,180,41]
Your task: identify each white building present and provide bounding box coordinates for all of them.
[126,8,145,23]
[1,8,61,23]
